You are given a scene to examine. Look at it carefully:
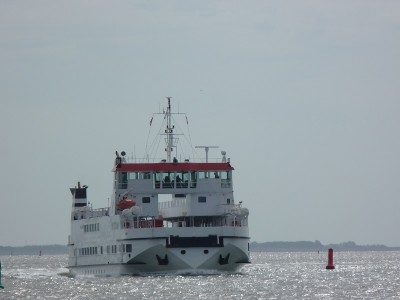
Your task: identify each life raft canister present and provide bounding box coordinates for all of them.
[116,198,136,210]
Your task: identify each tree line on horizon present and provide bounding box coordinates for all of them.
[1,241,399,256]
[250,240,400,252]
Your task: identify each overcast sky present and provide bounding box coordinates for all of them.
[1,1,400,247]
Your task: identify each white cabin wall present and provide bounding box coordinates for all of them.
[159,193,230,217]
[195,179,222,192]
[188,193,222,216]
[133,194,159,217]
[128,179,154,193]
[69,215,127,266]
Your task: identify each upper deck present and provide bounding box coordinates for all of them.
[112,161,234,192]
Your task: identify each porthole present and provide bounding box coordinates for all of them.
[204,250,209,254]
[181,250,186,255]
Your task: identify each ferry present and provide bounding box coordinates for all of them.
[67,98,250,276]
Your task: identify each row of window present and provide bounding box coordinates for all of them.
[197,197,230,203]
[84,269,106,275]
[126,171,231,181]
[83,223,100,232]
[115,195,211,205]
[76,244,133,256]
[105,244,132,253]
[117,171,232,189]
[79,247,100,256]
[106,245,117,254]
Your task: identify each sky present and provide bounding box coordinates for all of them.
[1,1,400,247]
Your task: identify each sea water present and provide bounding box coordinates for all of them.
[1,251,399,299]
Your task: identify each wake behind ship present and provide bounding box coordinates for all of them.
[67,99,250,276]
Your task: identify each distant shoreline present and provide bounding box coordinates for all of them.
[250,241,400,252]
[1,241,400,256]
[0,245,67,256]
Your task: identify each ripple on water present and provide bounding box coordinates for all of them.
[1,252,400,299]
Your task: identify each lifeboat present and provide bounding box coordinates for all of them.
[116,198,136,210]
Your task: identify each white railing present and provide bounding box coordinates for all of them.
[123,156,225,164]
[216,203,244,215]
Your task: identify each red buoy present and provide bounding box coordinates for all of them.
[326,248,335,269]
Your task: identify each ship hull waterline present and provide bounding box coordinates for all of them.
[68,239,250,277]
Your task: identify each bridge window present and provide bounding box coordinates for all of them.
[154,171,196,189]
[221,171,232,188]
[175,171,189,188]
[221,171,231,180]
[142,172,151,179]
[190,172,197,188]
[154,172,162,188]
[198,171,220,179]
[117,172,128,189]
[198,172,207,179]
[129,172,139,180]
[211,171,220,179]
[162,172,174,188]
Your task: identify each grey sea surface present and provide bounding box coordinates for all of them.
[1,251,399,299]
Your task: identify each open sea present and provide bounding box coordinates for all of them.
[1,251,399,299]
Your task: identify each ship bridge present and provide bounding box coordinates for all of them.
[113,161,234,190]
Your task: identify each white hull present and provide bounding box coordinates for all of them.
[68,239,249,276]
[68,219,250,276]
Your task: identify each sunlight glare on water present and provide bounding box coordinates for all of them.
[1,252,400,299]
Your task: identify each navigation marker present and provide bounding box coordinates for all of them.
[326,248,335,269]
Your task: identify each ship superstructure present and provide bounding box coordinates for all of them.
[67,99,250,276]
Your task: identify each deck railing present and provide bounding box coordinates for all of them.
[121,215,248,229]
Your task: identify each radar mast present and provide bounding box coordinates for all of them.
[165,97,174,162]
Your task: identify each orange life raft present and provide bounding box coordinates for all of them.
[116,198,136,210]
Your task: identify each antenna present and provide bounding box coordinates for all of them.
[147,98,188,162]
[165,97,174,162]
[195,146,219,163]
